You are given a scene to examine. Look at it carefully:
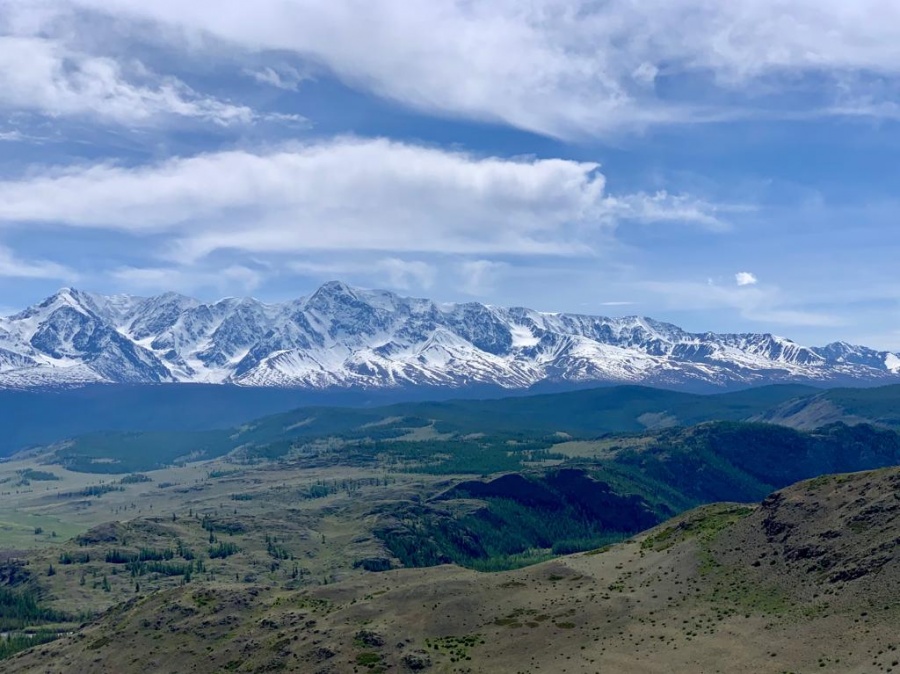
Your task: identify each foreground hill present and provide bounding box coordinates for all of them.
[7,467,900,673]
[2,282,898,390]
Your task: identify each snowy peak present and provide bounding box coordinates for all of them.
[813,341,887,367]
[11,287,94,322]
[1,283,898,390]
[0,288,172,386]
[125,292,202,340]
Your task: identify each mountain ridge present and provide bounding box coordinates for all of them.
[2,281,898,390]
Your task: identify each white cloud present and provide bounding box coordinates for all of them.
[643,278,843,327]
[39,0,900,137]
[735,271,758,286]
[459,260,508,296]
[111,264,262,294]
[0,137,721,261]
[602,191,732,231]
[0,36,254,126]
[0,130,25,142]
[244,65,311,91]
[289,256,436,291]
[375,258,436,290]
[0,245,77,280]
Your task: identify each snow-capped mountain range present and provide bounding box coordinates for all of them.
[1,282,898,390]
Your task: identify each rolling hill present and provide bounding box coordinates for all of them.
[5,382,819,463]
[754,383,900,429]
[8,378,900,460]
[6,467,899,673]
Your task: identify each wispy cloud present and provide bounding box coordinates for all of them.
[0,245,77,280]
[458,260,508,296]
[0,36,255,127]
[244,65,312,92]
[39,0,900,137]
[111,264,262,294]
[289,256,436,291]
[643,277,843,328]
[376,258,436,290]
[601,191,735,231]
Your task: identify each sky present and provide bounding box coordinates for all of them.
[0,0,899,350]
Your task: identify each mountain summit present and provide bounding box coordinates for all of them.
[1,282,898,390]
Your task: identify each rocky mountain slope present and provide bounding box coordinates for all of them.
[2,282,898,390]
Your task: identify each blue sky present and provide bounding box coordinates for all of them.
[0,0,899,350]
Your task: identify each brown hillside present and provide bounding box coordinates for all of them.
[6,468,900,674]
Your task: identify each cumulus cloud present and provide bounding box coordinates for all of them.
[0,35,255,126]
[34,0,900,137]
[735,271,758,286]
[0,137,722,262]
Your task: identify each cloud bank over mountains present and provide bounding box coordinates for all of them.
[0,0,898,349]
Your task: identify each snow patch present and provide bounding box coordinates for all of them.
[509,324,540,348]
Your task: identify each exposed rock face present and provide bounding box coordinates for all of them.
[355,630,385,648]
[712,469,900,594]
[402,650,432,670]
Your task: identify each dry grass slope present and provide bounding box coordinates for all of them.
[6,467,900,673]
